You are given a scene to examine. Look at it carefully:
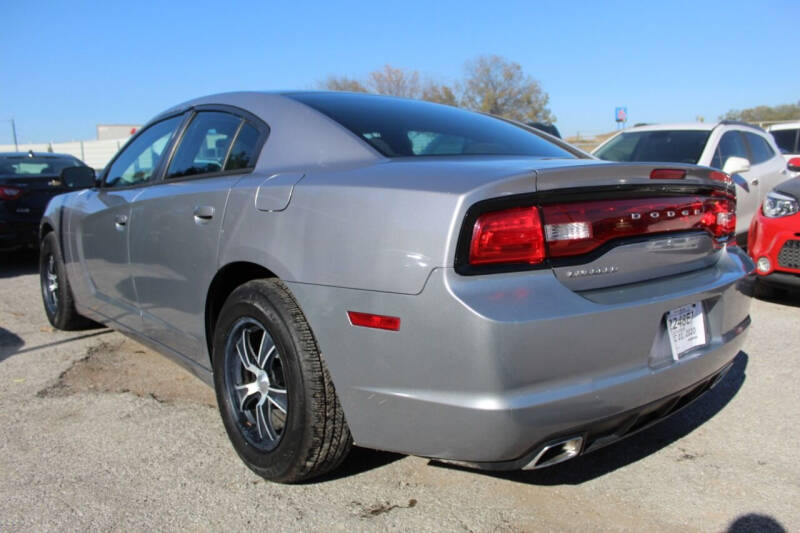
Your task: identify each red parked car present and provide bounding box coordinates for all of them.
[748,169,800,295]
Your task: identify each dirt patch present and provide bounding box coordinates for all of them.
[37,338,216,407]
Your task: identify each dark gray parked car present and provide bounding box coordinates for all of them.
[39,92,753,482]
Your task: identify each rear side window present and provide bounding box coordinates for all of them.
[770,129,798,154]
[167,112,242,179]
[0,156,84,177]
[712,131,748,170]
[287,92,575,159]
[594,130,709,164]
[225,122,260,171]
[744,132,775,165]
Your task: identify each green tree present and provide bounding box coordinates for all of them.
[460,54,555,124]
[319,75,368,93]
[721,102,800,123]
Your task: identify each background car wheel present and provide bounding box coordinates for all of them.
[39,232,95,330]
[212,279,352,483]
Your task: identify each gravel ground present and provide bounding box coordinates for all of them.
[1,250,798,532]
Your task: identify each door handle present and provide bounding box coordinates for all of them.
[751,178,759,186]
[193,205,215,223]
[114,214,128,229]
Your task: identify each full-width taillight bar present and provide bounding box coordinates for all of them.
[468,195,736,266]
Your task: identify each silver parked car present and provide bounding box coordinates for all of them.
[39,92,753,482]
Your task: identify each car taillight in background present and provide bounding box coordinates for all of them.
[468,196,736,267]
[0,187,22,200]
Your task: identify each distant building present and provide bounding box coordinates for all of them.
[96,124,141,140]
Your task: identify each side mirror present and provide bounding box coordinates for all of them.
[787,157,800,172]
[722,156,751,176]
[60,166,96,189]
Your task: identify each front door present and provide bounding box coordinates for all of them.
[129,110,258,364]
[74,115,184,329]
[713,130,760,235]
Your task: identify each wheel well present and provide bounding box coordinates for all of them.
[40,222,54,241]
[205,262,276,363]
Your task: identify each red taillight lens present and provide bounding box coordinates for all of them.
[700,198,736,238]
[466,195,736,268]
[0,187,22,200]
[347,311,401,331]
[540,195,735,258]
[469,206,545,265]
[650,169,686,180]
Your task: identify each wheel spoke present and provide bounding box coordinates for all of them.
[255,396,276,441]
[234,381,260,411]
[267,387,288,414]
[235,330,259,374]
[258,340,275,368]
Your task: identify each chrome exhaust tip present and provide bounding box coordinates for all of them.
[524,436,584,470]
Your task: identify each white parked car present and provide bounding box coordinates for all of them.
[766,122,800,177]
[593,122,790,238]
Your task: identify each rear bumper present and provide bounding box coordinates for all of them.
[287,246,753,465]
[0,219,39,249]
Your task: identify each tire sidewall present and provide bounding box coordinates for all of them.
[212,283,311,481]
[39,233,67,328]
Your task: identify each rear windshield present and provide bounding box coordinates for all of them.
[594,130,710,164]
[770,129,799,154]
[0,156,85,177]
[287,92,576,159]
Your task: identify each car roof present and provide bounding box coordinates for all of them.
[0,152,79,159]
[621,121,767,134]
[767,122,800,131]
[623,122,716,132]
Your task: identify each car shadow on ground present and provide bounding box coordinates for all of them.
[430,350,749,486]
[755,285,800,308]
[309,446,406,483]
[0,327,24,363]
[727,513,787,533]
[0,249,39,278]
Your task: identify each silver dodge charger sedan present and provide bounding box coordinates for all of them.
[39,92,753,482]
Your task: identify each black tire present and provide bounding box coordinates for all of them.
[39,232,94,330]
[212,279,352,483]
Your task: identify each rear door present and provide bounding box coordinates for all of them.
[743,131,788,196]
[73,115,184,327]
[128,108,266,364]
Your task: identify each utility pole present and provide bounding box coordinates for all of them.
[10,118,18,151]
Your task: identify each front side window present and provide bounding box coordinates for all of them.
[594,130,709,164]
[104,116,182,188]
[712,131,749,170]
[744,132,775,165]
[167,112,242,179]
[771,129,799,154]
[287,92,575,159]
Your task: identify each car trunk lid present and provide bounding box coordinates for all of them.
[534,163,734,291]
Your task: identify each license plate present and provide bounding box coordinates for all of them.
[666,302,707,360]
